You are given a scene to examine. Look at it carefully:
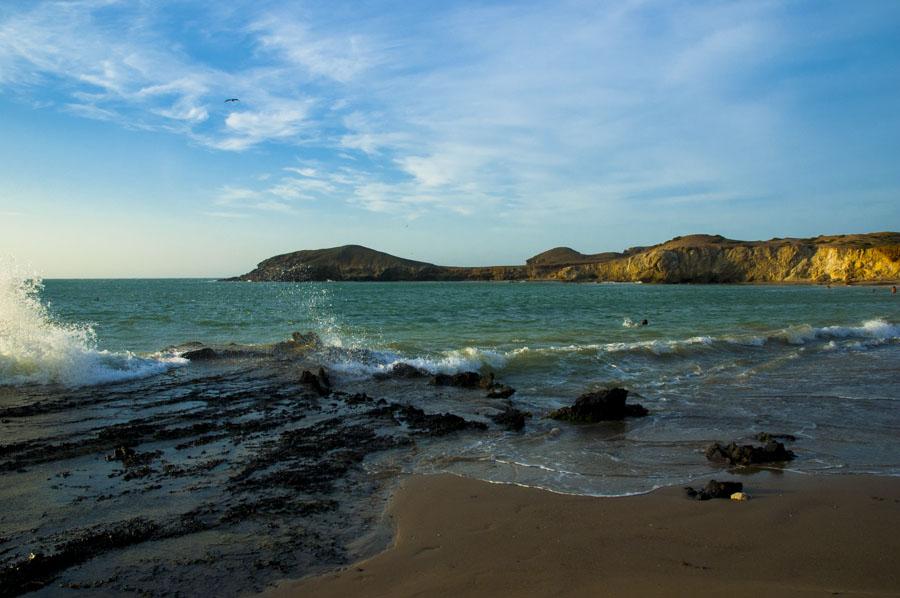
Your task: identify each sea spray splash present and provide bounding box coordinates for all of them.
[288,282,374,350]
[0,259,183,386]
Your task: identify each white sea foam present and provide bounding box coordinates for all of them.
[321,317,898,376]
[0,260,185,387]
[323,345,508,378]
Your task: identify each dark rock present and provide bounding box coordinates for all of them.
[548,388,648,423]
[316,367,331,389]
[365,403,487,436]
[106,446,161,469]
[181,348,217,361]
[300,370,330,396]
[345,393,372,405]
[486,384,516,399]
[429,371,483,388]
[705,439,795,467]
[490,406,528,431]
[291,331,322,350]
[400,405,487,436]
[106,446,136,463]
[479,372,496,389]
[273,331,322,355]
[685,479,743,500]
[373,363,428,380]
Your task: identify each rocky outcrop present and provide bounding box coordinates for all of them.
[548,388,648,423]
[227,233,899,284]
[705,437,795,467]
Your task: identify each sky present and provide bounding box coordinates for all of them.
[0,0,898,278]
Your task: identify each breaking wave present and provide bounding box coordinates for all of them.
[0,260,185,387]
[322,345,509,378]
[318,318,898,377]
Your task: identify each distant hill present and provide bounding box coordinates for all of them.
[227,233,900,283]
[226,245,526,282]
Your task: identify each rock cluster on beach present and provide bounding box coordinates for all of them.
[226,232,900,284]
[685,480,744,501]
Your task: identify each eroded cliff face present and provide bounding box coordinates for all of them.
[228,233,899,283]
[543,238,900,283]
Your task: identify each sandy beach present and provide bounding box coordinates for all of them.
[269,472,900,598]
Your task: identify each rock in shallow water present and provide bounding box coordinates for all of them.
[548,388,648,423]
[373,363,428,380]
[705,438,795,467]
[181,347,217,361]
[429,371,483,387]
[486,384,516,399]
[490,405,529,431]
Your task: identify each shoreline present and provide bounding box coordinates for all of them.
[267,471,900,598]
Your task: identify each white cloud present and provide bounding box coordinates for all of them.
[284,167,317,177]
[224,102,312,143]
[249,16,378,83]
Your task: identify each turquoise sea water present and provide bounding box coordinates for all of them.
[2,277,899,495]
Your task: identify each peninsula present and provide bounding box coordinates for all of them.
[227,232,900,284]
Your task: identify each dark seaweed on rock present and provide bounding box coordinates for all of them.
[548,388,648,423]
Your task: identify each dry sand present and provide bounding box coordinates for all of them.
[267,472,900,597]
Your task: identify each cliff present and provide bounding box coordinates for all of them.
[228,233,900,283]
[543,233,900,283]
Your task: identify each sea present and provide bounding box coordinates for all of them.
[3,274,899,494]
[1,270,899,593]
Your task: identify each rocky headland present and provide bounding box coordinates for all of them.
[227,232,900,284]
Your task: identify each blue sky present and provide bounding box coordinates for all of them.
[1,0,898,277]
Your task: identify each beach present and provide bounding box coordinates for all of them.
[271,472,900,598]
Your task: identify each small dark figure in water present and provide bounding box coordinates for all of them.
[640,319,649,326]
[892,285,897,295]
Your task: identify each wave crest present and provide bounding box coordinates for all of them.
[0,260,184,386]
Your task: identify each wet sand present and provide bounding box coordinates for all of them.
[270,472,900,598]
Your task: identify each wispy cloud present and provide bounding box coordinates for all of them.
[2,0,898,233]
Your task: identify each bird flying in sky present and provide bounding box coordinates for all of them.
[224,98,240,103]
